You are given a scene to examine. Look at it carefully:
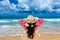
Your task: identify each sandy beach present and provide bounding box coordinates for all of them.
[0,34,60,40]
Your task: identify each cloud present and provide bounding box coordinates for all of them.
[0,0,18,14]
[17,0,54,11]
[32,0,53,11]
[10,3,18,11]
[18,0,55,12]
[0,0,60,14]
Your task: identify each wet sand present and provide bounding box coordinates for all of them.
[0,34,60,40]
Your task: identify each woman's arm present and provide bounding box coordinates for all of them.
[34,19,44,30]
[25,23,29,27]
[18,19,27,30]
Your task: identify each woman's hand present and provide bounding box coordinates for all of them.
[25,23,29,27]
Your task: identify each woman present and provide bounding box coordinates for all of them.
[18,15,44,40]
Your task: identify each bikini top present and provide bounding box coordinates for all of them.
[18,19,44,30]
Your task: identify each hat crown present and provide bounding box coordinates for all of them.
[27,15,34,20]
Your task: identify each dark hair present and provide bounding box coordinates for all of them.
[27,23,36,39]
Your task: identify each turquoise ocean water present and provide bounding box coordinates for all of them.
[0,18,60,36]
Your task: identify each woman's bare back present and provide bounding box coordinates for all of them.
[21,30,40,40]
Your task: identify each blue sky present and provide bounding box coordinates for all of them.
[9,0,18,4]
[0,0,60,18]
[0,0,18,4]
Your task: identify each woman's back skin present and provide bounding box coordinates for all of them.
[21,29,40,40]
